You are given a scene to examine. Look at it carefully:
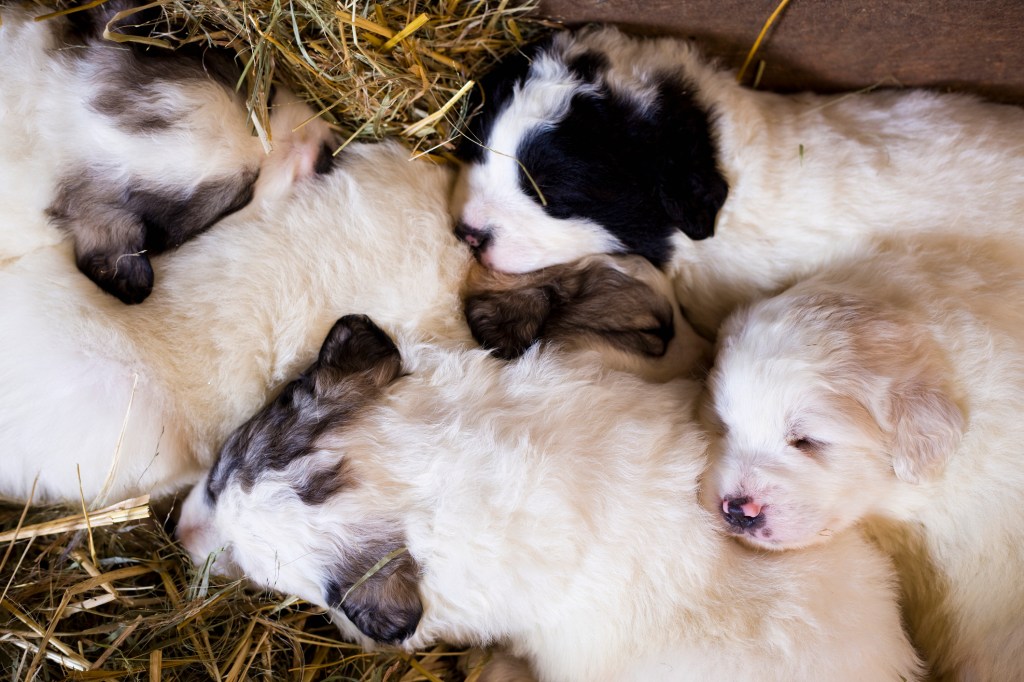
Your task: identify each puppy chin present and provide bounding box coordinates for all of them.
[727,518,838,552]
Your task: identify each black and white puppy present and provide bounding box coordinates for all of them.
[452,26,1024,333]
[0,1,334,302]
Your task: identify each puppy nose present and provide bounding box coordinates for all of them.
[454,221,492,254]
[722,496,765,530]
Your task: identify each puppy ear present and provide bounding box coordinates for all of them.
[464,287,552,360]
[888,379,965,484]
[551,259,676,358]
[464,257,675,360]
[326,540,423,644]
[315,315,402,388]
[655,79,728,241]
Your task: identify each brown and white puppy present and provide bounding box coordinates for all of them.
[177,312,921,682]
[0,0,334,302]
[704,236,1024,680]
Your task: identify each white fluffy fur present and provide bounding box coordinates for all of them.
[0,142,472,503]
[0,4,328,262]
[705,236,1024,679]
[454,27,1024,333]
[178,337,921,682]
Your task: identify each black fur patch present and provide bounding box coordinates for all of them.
[516,74,728,262]
[131,171,259,252]
[565,50,608,83]
[324,539,422,644]
[455,36,553,162]
[465,258,676,360]
[205,315,402,503]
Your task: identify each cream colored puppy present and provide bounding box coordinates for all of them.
[705,236,1024,680]
[177,313,921,682]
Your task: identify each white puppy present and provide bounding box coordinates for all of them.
[0,142,471,504]
[0,1,333,302]
[705,236,1024,680]
[177,313,921,682]
[452,26,1024,333]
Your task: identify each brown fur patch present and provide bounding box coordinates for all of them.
[463,256,675,360]
[325,538,422,644]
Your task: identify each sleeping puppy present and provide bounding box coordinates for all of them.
[0,142,469,504]
[0,0,333,302]
[452,26,1024,333]
[463,255,710,381]
[704,236,1024,680]
[176,312,922,682]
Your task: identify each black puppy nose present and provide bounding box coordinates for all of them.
[454,221,492,254]
[722,496,765,530]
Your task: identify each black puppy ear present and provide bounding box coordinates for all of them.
[326,540,423,644]
[655,79,728,241]
[315,315,402,388]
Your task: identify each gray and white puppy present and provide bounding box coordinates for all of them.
[0,0,334,302]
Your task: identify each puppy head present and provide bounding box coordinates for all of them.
[704,291,965,550]
[452,27,727,274]
[463,253,710,381]
[176,315,422,646]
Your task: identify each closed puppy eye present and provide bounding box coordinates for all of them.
[787,436,822,454]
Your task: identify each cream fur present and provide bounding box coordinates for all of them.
[454,26,1024,334]
[178,332,922,682]
[706,236,1024,680]
[0,142,471,503]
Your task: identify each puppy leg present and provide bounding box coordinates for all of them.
[48,177,154,304]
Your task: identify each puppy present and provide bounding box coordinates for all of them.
[0,142,469,504]
[177,313,921,682]
[0,1,333,302]
[704,236,1024,679]
[452,26,1024,333]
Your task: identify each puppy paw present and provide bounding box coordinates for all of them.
[78,249,154,304]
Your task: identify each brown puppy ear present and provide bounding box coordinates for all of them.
[463,256,675,360]
[465,286,552,360]
[315,315,402,389]
[549,259,675,358]
[888,379,965,484]
[326,539,422,644]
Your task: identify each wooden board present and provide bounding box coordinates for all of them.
[537,0,1024,104]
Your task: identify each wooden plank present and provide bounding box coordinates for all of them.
[537,0,1024,104]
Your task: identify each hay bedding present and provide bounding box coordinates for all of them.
[0,0,546,679]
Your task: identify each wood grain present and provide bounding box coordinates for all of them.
[537,0,1024,104]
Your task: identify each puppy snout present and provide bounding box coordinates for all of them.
[722,496,765,530]
[455,221,492,255]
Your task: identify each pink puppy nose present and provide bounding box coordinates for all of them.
[722,498,762,517]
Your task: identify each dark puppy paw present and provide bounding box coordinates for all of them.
[77,249,155,304]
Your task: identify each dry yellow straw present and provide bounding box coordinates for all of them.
[403,78,474,136]
[736,0,792,83]
[0,495,150,543]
